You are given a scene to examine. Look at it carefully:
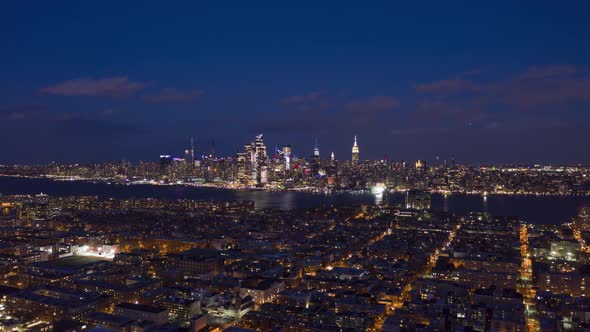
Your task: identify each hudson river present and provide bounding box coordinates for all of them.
[1,176,588,224]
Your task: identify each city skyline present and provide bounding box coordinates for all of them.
[2,131,590,167]
[1,2,590,164]
[2,3,590,331]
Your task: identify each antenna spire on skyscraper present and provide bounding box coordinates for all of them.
[189,136,195,162]
[313,137,320,157]
[352,135,359,163]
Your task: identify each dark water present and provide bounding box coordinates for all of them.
[1,176,589,224]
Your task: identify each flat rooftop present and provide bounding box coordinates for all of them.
[37,255,109,269]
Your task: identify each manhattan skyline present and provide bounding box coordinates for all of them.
[2,2,590,164]
[1,4,590,330]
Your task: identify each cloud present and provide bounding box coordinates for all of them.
[142,88,205,103]
[281,91,324,105]
[0,105,51,120]
[54,117,145,137]
[281,92,400,115]
[0,104,127,125]
[279,91,335,112]
[463,69,483,76]
[264,93,396,134]
[514,64,577,81]
[391,127,451,136]
[346,95,400,113]
[498,76,590,109]
[40,76,146,97]
[416,98,486,122]
[416,64,590,110]
[101,109,115,117]
[415,79,480,94]
[255,117,325,134]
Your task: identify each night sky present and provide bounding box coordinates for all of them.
[2,1,590,164]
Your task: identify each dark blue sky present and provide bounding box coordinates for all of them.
[1,1,590,164]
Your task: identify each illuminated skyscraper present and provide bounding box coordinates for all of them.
[282,145,292,170]
[159,155,173,169]
[255,134,267,159]
[330,152,335,162]
[236,134,268,186]
[185,136,195,163]
[190,136,195,162]
[237,143,254,185]
[210,139,215,159]
[254,134,268,185]
[352,135,359,163]
[311,139,320,175]
[313,138,320,158]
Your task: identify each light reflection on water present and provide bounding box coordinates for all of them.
[0,176,588,224]
[374,193,383,205]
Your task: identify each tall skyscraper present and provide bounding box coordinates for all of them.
[237,143,253,184]
[189,136,195,163]
[311,139,320,175]
[237,134,269,186]
[352,135,359,163]
[313,138,320,158]
[210,139,215,159]
[159,155,173,169]
[282,145,292,170]
[254,134,268,185]
[330,152,335,162]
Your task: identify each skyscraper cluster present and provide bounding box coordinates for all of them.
[237,134,269,186]
[235,134,362,187]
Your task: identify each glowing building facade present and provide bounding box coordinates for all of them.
[311,139,321,176]
[237,134,269,186]
[351,136,359,164]
[282,145,292,170]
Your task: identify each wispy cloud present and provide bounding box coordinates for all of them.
[463,69,484,76]
[416,64,590,109]
[0,105,49,120]
[281,92,399,114]
[281,91,324,105]
[280,91,334,112]
[514,64,577,81]
[142,88,204,103]
[346,95,400,113]
[54,117,146,137]
[415,98,486,123]
[391,127,451,136]
[0,104,126,124]
[40,76,146,97]
[415,79,480,94]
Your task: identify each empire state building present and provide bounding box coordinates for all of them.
[352,135,359,163]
